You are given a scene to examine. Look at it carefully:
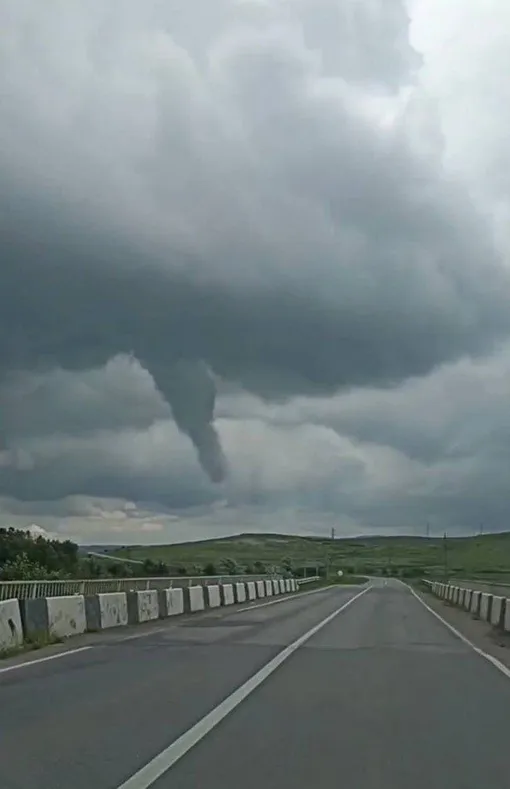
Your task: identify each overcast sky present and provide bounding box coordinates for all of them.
[1,0,510,544]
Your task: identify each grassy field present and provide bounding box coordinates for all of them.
[108,531,510,581]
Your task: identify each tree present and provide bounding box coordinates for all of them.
[0,527,79,579]
[80,558,104,578]
[0,552,51,581]
[281,557,293,575]
[154,560,169,576]
[106,562,130,577]
[219,557,243,575]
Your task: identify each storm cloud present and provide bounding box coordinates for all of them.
[1,0,510,539]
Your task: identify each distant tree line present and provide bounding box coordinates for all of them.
[0,528,280,581]
[0,527,79,581]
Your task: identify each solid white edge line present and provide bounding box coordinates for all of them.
[0,645,93,675]
[406,584,510,680]
[116,584,372,789]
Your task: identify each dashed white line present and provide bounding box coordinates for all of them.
[115,584,371,789]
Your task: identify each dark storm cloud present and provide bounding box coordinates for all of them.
[1,0,510,495]
[0,423,218,509]
[0,358,167,440]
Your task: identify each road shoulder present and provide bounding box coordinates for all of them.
[413,584,510,671]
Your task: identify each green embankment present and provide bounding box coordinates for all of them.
[110,531,510,581]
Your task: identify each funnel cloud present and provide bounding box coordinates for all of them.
[1,0,510,540]
[145,359,227,483]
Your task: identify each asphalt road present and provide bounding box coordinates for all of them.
[1,580,510,788]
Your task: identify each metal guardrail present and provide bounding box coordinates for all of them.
[448,578,510,597]
[296,576,320,585]
[0,574,276,601]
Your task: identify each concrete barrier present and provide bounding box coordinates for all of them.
[21,595,87,640]
[85,592,128,631]
[272,580,280,595]
[158,588,184,617]
[204,585,221,609]
[128,590,160,622]
[256,580,265,598]
[265,580,274,596]
[471,590,481,615]
[127,590,159,624]
[458,588,465,607]
[184,586,205,613]
[464,589,473,610]
[480,593,493,622]
[246,581,257,600]
[0,598,23,650]
[279,580,286,594]
[220,584,235,606]
[504,600,510,632]
[285,579,291,592]
[490,596,505,627]
[235,582,247,603]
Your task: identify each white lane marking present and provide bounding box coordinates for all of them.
[113,586,350,642]
[116,584,372,789]
[0,645,93,675]
[407,585,510,681]
[116,626,169,643]
[237,584,340,612]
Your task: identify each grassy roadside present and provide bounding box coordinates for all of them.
[0,632,63,661]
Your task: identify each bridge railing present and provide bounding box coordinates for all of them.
[0,574,277,600]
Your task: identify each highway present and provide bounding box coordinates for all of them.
[1,579,510,788]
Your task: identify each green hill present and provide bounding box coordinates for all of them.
[110,531,510,580]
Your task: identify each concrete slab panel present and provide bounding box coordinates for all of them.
[220,584,235,606]
[0,599,23,650]
[235,583,247,603]
[205,585,221,608]
[85,592,128,631]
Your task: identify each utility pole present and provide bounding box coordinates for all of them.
[443,531,448,581]
[325,528,335,580]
